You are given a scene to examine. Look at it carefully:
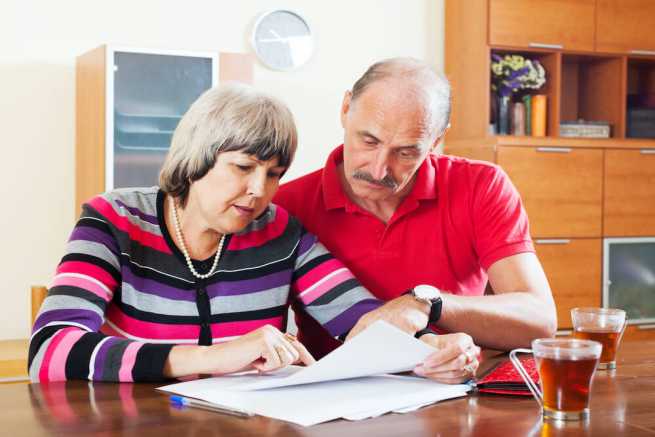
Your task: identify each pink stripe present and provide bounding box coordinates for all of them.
[107,305,284,341]
[89,196,171,254]
[294,258,345,293]
[48,330,86,382]
[52,275,112,302]
[107,305,200,339]
[57,261,118,290]
[38,328,78,382]
[298,269,355,305]
[210,316,285,338]
[228,208,289,251]
[118,342,142,382]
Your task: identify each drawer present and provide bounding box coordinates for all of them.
[498,146,603,238]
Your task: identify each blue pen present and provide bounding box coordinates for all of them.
[170,395,254,418]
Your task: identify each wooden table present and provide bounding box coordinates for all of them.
[2,341,654,436]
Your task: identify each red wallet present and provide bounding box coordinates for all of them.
[475,355,540,396]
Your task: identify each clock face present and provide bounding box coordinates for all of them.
[252,10,313,71]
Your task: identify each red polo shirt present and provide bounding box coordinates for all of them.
[274,145,534,357]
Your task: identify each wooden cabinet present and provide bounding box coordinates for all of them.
[596,0,655,54]
[604,149,655,236]
[497,146,603,238]
[489,0,595,51]
[535,239,601,328]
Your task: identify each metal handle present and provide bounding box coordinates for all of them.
[529,42,563,49]
[630,50,655,56]
[536,147,572,153]
[637,324,655,331]
[535,239,571,245]
[509,349,543,407]
[640,149,655,155]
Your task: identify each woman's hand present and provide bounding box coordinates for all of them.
[164,325,315,378]
[233,325,316,373]
[413,333,481,384]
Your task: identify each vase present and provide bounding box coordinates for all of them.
[497,95,510,135]
[512,102,526,136]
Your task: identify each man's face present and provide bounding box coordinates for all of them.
[340,81,437,203]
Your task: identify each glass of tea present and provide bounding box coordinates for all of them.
[571,307,626,370]
[510,339,602,421]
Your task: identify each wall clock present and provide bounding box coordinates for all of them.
[251,10,314,71]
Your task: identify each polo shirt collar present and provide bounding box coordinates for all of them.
[321,144,438,211]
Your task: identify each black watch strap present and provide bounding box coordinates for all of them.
[415,327,436,338]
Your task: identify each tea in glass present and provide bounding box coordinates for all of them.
[571,308,626,370]
[511,338,602,421]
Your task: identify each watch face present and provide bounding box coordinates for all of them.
[252,10,313,71]
[414,285,440,301]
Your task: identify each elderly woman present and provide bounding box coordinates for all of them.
[29,83,478,383]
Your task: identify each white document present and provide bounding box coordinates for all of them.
[238,320,437,390]
[158,321,471,426]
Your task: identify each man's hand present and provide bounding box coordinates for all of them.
[414,333,481,384]
[346,295,429,341]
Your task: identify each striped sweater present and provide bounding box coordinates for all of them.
[29,187,382,382]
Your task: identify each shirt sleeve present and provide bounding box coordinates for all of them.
[28,198,174,383]
[290,229,384,338]
[471,165,535,270]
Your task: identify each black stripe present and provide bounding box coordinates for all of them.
[77,216,114,235]
[132,343,175,382]
[61,253,121,284]
[120,253,293,289]
[28,325,65,369]
[293,253,333,280]
[306,278,361,306]
[112,300,288,324]
[48,286,108,311]
[65,332,107,380]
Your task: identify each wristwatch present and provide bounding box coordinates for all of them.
[407,284,443,324]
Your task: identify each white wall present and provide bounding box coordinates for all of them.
[0,0,444,339]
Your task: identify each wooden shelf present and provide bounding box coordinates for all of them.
[446,135,655,150]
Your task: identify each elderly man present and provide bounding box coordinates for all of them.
[275,58,557,378]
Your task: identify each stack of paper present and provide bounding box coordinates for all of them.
[158,321,471,426]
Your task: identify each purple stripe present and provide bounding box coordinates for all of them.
[122,267,195,302]
[33,309,103,333]
[297,233,317,258]
[322,299,384,336]
[93,337,120,380]
[207,269,293,297]
[114,199,159,225]
[69,226,119,255]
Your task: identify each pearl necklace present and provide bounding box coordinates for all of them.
[170,197,226,280]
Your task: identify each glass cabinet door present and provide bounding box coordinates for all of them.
[111,50,214,189]
[604,238,655,324]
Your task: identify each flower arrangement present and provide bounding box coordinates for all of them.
[491,54,546,97]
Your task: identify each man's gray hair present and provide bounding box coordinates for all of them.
[350,57,451,136]
[159,83,297,206]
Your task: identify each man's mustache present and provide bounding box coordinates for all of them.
[352,170,398,189]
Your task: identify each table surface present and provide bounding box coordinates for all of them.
[2,341,654,437]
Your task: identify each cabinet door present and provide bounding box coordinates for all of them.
[535,239,601,329]
[497,146,603,238]
[597,0,655,54]
[489,0,595,51]
[604,149,655,236]
[111,51,215,190]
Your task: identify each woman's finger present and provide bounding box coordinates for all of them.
[286,334,316,366]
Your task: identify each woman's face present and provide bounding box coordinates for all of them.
[186,150,287,235]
